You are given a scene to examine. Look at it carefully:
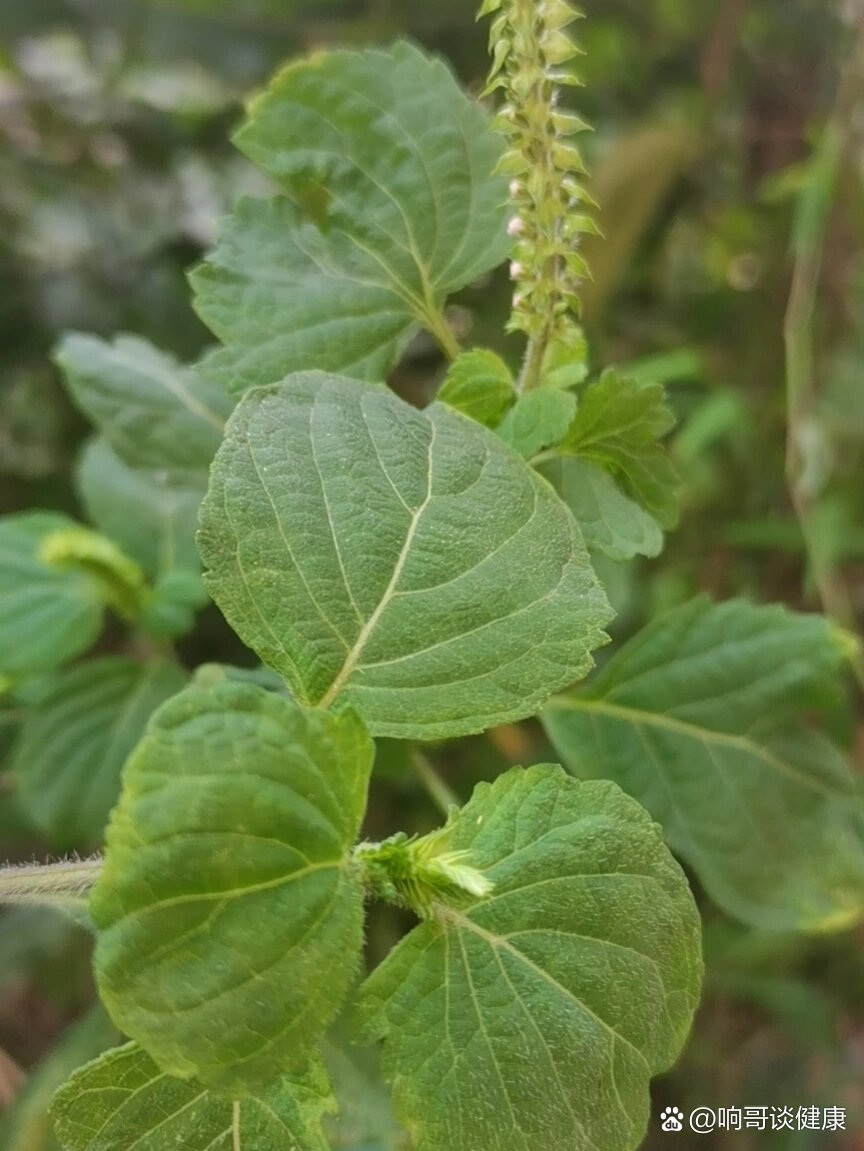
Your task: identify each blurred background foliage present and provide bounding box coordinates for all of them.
[1,1,863,1148]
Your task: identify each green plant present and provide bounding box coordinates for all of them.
[1,4,863,1151]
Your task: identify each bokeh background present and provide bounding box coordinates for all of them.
[1,1,863,1148]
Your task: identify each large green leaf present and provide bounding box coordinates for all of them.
[543,596,864,931]
[557,371,679,528]
[91,681,373,1093]
[55,333,232,479]
[12,657,188,848]
[191,42,509,393]
[51,1043,333,1151]
[357,765,702,1151]
[538,457,663,561]
[198,373,612,739]
[0,513,106,678]
[77,438,204,581]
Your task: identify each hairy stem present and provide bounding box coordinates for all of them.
[0,857,102,916]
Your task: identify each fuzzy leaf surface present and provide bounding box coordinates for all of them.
[198,373,612,739]
[51,1043,333,1151]
[436,349,516,428]
[91,681,373,1092]
[538,457,663,561]
[0,513,105,678]
[13,657,187,848]
[543,597,864,930]
[560,371,679,527]
[191,42,509,393]
[358,765,702,1151]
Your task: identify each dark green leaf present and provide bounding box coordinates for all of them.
[192,42,509,393]
[543,597,864,930]
[198,373,612,739]
[358,765,702,1151]
[91,681,373,1093]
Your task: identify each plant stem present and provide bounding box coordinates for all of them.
[0,857,102,917]
[784,12,864,693]
[423,305,462,362]
[411,752,459,815]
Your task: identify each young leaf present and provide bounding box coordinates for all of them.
[191,42,510,393]
[537,457,663,561]
[198,372,612,739]
[558,370,680,527]
[357,765,702,1151]
[77,438,206,583]
[12,657,188,848]
[51,1043,333,1151]
[91,681,373,1093]
[55,333,232,479]
[0,513,106,678]
[543,596,864,931]
[436,349,516,428]
[495,387,577,459]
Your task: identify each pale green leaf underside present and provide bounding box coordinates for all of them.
[358,765,702,1151]
[191,41,509,394]
[77,438,205,581]
[538,457,663,561]
[91,682,373,1092]
[55,333,232,478]
[436,349,516,428]
[51,1043,333,1151]
[198,373,613,740]
[543,596,864,931]
[0,512,104,678]
[13,657,188,848]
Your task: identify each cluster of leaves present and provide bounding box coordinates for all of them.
[1,3,863,1151]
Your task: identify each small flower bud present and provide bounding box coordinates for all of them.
[509,179,522,197]
[507,216,525,236]
[510,261,524,280]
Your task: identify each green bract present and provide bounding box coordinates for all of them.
[91,682,373,1092]
[544,597,864,931]
[191,41,509,392]
[358,765,702,1151]
[198,372,613,738]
